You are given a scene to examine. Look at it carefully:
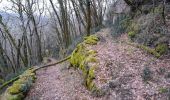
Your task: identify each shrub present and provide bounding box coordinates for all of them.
[155,44,168,55]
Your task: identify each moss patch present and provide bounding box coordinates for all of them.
[2,68,36,100]
[84,35,99,45]
[69,35,100,93]
[155,44,168,55]
[128,31,136,39]
[138,45,161,58]
[137,43,168,58]
[159,88,168,94]
[5,93,24,100]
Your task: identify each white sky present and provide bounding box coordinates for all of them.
[0,0,58,13]
[0,0,12,11]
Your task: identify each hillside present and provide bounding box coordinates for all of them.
[24,28,170,100]
[0,0,170,100]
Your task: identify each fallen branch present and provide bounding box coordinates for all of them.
[0,76,19,90]
[33,56,71,72]
[0,56,71,91]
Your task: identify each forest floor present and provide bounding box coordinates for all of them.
[25,28,170,100]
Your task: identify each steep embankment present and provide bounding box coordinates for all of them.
[25,28,170,100]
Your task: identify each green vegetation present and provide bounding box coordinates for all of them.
[84,35,99,45]
[128,31,136,39]
[69,35,101,94]
[138,45,161,58]
[2,68,36,100]
[7,84,24,94]
[159,88,168,93]
[127,40,168,58]
[136,43,168,58]
[155,44,168,55]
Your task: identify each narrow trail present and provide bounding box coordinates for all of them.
[25,60,93,100]
[26,28,170,100]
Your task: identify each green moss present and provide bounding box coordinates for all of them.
[87,50,97,56]
[6,93,24,100]
[138,45,161,58]
[69,35,100,93]
[70,43,86,68]
[2,68,36,100]
[128,31,136,39]
[88,67,95,79]
[159,88,168,93]
[155,44,168,55]
[86,56,97,63]
[7,84,23,94]
[13,79,27,87]
[84,35,99,45]
[86,78,92,88]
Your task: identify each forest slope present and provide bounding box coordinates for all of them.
[25,28,170,100]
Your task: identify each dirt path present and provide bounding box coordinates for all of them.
[25,60,96,100]
[26,28,170,100]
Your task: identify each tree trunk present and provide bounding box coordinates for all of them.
[86,0,91,36]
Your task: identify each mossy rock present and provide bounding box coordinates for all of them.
[155,44,168,55]
[84,35,99,45]
[69,35,100,94]
[7,83,25,95]
[5,92,24,100]
[70,43,86,67]
[2,68,36,100]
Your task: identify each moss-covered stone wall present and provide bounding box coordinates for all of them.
[1,68,36,100]
[69,35,102,95]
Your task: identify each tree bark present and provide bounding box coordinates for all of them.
[86,0,91,36]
